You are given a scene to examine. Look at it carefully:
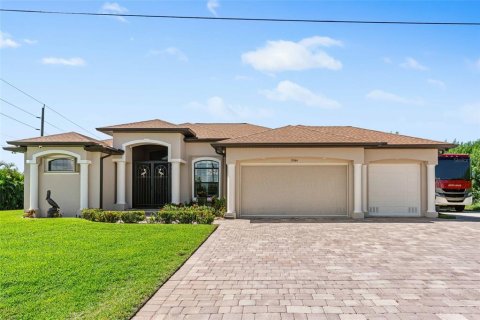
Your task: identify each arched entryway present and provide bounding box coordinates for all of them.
[132,145,170,208]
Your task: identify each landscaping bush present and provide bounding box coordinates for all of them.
[211,196,226,217]
[158,205,215,224]
[81,209,145,223]
[121,211,145,223]
[0,161,24,210]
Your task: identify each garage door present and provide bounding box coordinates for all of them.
[368,164,421,216]
[240,165,348,217]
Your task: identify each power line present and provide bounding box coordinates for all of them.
[0,98,66,132]
[0,98,38,118]
[0,112,39,131]
[1,8,479,26]
[0,78,102,139]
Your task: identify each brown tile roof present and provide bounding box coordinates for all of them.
[214,125,453,148]
[180,123,269,140]
[7,132,103,145]
[6,132,123,153]
[98,119,178,130]
[97,119,269,140]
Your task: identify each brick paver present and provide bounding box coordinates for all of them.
[133,218,480,319]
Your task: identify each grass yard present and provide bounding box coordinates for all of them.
[0,210,216,320]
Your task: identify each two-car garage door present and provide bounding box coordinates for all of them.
[240,165,348,217]
[239,163,422,218]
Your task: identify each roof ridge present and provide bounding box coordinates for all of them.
[297,125,368,143]
[98,118,178,129]
[349,126,444,143]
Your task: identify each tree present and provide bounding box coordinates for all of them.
[0,161,24,210]
[448,140,480,203]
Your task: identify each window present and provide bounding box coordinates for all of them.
[47,158,76,172]
[193,160,219,198]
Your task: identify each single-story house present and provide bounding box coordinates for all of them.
[4,119,454,219]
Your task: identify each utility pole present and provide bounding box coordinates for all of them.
[40,105,45,136]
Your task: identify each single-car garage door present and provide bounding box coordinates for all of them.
[368,164,421,216]
[240,164,348,217]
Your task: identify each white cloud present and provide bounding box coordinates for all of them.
[23,39,38,45]
[148,47,188,62]
[41,57,86,67]
[241,36,343,72]
[261,80,341,109]
[189,96,273,120]
[427,78,446,89]
[207,0,219,16]
[101,2,128,22]
[366,89,424,106]
[0,31,20,48]
[400,57,428,71]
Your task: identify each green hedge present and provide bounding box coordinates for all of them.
[81,209,145,223]
[153,205,215,224]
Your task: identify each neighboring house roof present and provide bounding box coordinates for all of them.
[5,132,123,154]
[213,125,454,149]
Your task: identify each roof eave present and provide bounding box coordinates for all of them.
[96,127,196,137]
[212,142,386,148]
[368,143,456,150]
[2,146,27,153]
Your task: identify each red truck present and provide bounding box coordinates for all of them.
[435,154,473,212]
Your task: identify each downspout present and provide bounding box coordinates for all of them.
[100,153,112,209]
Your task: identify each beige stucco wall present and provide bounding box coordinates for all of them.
[183,142,224,202]
[227,147,438,218]
[24,146,102,217]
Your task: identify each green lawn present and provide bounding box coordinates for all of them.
[0,210,216,320]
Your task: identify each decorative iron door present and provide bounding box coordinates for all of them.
[133,161,170,208]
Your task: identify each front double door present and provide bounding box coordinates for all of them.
[133,161,171,208]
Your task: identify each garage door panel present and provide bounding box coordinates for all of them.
[240,165,348,217]
[368,164,420,216]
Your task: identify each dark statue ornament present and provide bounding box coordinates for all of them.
[46,190,61,217]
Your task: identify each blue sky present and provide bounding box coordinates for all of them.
[1,0,479,170]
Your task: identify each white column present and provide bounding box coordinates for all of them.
[226,163,236,218]
[426,164,437,218]
[171,161,181,204]
[362,164,368,213]
[353,163,364,219]
[115,159,127,209]
[79,160,91,210]
[27,161,39,211]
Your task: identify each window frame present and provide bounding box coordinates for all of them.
[191,157,221,200]
[45,156,77,173]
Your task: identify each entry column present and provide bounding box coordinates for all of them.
[114,159,127,210]
[170,160,181,204]
[426,163,437,218]
[79,160,91,210]
[226,163,236,218]
[26,160,39,211]
[353,163,364,219]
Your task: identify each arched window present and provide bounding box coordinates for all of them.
[47,158,76,172]
[193,160,219,198]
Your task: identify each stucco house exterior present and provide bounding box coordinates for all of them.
[4,119,454,219]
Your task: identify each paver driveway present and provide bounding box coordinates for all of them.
[134,218,480,320]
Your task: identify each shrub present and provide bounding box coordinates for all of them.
[158,205,215,224]
[158,210,177,224]
[81,209,145,223]
[211,196,226,217]
[0,161,24,210]
[81,209,103,221]
[121,211,145,223]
